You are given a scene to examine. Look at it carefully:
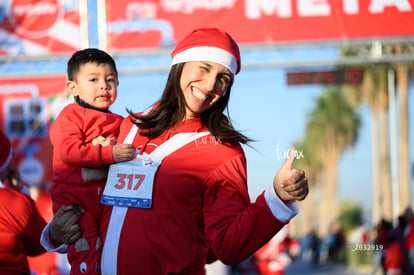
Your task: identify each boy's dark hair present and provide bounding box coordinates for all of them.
[67,48,118,81]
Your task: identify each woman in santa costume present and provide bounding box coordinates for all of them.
[42,28,309,275]
[0,130,47,274]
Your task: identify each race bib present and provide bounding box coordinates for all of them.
[101,155,160,208]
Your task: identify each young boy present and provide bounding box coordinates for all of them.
[49,48,135,275]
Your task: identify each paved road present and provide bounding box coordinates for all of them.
[205,259,376,275]
[286,260,374,275]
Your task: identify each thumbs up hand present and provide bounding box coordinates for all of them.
[273,147,308,202]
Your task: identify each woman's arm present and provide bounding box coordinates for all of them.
[40,205,83,252]
[203,152,307,265]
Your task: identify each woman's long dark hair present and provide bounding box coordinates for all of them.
[128,63,252,146]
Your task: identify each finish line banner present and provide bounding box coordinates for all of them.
[0,0,81,56]
[105,0,414,51]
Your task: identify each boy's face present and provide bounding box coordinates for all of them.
[67,62,118,110]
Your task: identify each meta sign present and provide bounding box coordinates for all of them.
[105,0,414,51]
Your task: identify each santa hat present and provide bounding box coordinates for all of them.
[0,131,12,174]
[171,28,241,75]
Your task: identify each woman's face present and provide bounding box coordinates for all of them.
[180,61,233,119]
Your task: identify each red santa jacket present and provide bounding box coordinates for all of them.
[384,241,404,274]
[99,115,294,275]
[0,185,47,274]
[49,103,122,211]
[50,103,122,186]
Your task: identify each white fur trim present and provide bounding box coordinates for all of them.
[40,223,69,253]
[171,46,238,75]
[264,185,298,222]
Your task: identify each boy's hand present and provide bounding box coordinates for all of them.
[112,144,136,162]
[92,136,116,147]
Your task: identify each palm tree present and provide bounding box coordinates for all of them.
[395,44,411,212]
[306,87,361,236]
[340,45,412,224]
[375,65,393,221]
[340,46,392,225]
[342,65,382,225]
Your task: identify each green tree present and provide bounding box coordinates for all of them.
[339,199,364,234]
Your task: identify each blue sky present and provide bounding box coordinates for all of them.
[110,62,414,220]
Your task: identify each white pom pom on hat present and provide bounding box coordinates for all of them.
[171,28,241,75]
[0,131,12,174]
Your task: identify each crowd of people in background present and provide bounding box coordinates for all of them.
[298,207,414,275]
[374,207,414,275]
